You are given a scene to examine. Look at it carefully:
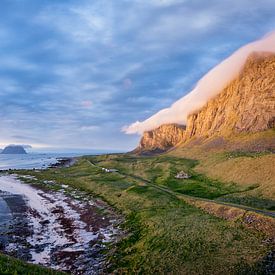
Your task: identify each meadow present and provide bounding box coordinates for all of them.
[0,253,64,275]
[8,153,274,274]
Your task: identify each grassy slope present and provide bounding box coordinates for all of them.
[0,253,64,275]
[169,130,275,210]
[193,153,275,209]
[13,157,273,274]
[93,154,258,199]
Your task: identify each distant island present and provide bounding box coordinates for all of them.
[1,145,27,154]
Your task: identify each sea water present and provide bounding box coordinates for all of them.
[0,153,83,170]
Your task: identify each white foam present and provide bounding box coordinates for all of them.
[0,175,119,268]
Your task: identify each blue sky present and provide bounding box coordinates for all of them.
[0,0,274,152]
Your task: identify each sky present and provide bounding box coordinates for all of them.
[124,32,275,134]
[0,0,274,152]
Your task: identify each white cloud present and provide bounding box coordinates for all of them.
[1,0,275,150]
[139,11,218,43]
[36,1,114,45]
[138,0,186,6]
[123,31,275,134]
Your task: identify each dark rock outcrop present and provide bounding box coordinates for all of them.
[1,145,27,154]
[134,124,186,154]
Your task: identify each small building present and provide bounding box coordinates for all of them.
[102,168,118,173]
[175,171,190,179]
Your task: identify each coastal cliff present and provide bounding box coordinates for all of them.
[185,52,275,139]
[134,124,186,154]
[135,53,275,154]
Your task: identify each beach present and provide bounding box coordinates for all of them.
[0,174,123,274]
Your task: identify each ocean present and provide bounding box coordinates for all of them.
[0,151,123,272]
[0,153,83,170]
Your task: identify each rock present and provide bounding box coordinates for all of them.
[134,52,275,154]
[185,52,275,139]
[39,220,50,225]
[1,145,27,154]
[175,171,190,179]
[134,124,186,154]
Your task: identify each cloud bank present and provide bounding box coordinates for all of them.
[124,31,275,134]
[1,0,275,150]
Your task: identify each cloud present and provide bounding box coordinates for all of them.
[122,78,133,89]
[1,56,38,71]
[35,1,114,45]
[142,0,186,6]
[123,31,275,134]
[8,144,32,149]
[80,125,100,131]
[0,0,275,150]
[81,100,93,109]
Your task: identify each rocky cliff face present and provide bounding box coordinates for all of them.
[134,124,186,154]
[185,52,275,139]
[135,52,275,154]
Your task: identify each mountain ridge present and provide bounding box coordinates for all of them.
[135,52,275,154]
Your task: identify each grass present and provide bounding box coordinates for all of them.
[224,151,272,159]
[217,194,275,210]
[0,253,64,275]
[167,129,275,201]
[88,154,255,200]
[12,156,273,274]
[171,149,275,204]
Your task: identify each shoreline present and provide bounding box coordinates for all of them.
[0,173,124,274]
[49,157,77,168]
[0,154,79,172]
[1,154,274,274]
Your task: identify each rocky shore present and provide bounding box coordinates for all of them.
[0,174,124,274]
[49,157,77,168]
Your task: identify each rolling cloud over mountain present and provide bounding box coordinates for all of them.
[0,0,275,150]
[124,32,275,134]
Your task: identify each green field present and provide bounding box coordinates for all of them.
[0,253,64,275]
[10,154,273,274]
[89,154,258,199]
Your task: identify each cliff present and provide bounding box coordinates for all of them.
[185,52,275,139]
[1,145,27,154]
[135,52,275,154]
[134,124,186,154]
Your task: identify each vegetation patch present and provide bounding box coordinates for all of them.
[13,156,272,274]
[224,151,273,159]
[0,253,64,275]
[218,195,275,210]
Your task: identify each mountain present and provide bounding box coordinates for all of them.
[1,145,27,154]
[124,33,275,135]
[135,52,275,154]
[185,52,275,138]
[133,124,185,154]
